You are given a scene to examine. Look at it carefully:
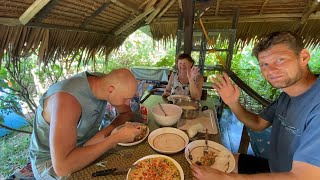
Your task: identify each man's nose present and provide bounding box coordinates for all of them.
[267,64,278,72]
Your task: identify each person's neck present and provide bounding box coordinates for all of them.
[88,76,104,100]
[283,72,318,97]
[178,72,189,83]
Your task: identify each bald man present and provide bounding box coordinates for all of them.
[29,68,143,179]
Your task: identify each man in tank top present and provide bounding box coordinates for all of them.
[30,68,143,179]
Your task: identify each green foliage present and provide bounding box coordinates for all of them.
[309,47,320,74]
[106,30,175,71]
[0,126,31,178]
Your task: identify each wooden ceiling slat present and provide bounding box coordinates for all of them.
[0,17,20,26]
[48,9,85,19]
[300,0,320,24]
[146,0,171,24]
[55,1,93,14]
[114,6,155,35]
[80,2,111,28]
[215,0,220,16]
[138,0,152,10]
[94,16,121,26]
[146,0,158,10]
[157,0,176,18]
[108,4,131,16]
[97,12,124,22]
[26,22,113,35]
[0,1,31,9]
[110,0,141,15]
[90,18,119,27]
[33,0,59,23]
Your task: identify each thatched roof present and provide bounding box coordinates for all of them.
[1,0,320,65]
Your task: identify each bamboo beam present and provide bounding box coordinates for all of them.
[157,0,176,18]
[215,0,220,16]
[114,6,155,35]
[178,0,183,12]
[110,0,141,15]
[300,0,319,24]
[259,0,270,15]
[33,0,59,23]
[138,0,152,10]
[81,2,111,29]
[19,0,50,25]
[155,13,320,23]
[145,0,170,24]
[145,0,157,10]
[27,22,114,36]
[0,17,21,26]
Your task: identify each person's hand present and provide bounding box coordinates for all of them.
[113,123,142,143]
[162,91,170,98]
[211,72,240,106]
[187,66,200,82]
[191,164,227,180]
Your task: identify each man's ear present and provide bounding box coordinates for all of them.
[300,49,310,66]
[107,85,115,93]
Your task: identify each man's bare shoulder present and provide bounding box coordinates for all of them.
[43,92,82,124]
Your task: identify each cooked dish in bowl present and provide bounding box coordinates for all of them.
[127,155,183,180]
[134,124,148,141]
[185,140,235,173]
[111,122,149,146]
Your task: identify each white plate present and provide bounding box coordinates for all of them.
[111,122,149,146]
[167,95,191,103]
[148,127,189,154]
[185,140,235,173]
[126,154,184,180]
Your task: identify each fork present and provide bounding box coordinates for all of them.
[203,128,209,155]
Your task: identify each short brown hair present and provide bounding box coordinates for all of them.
[177,53,195,66]
[252,31,304,59]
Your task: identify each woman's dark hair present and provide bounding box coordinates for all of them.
[252,31,304,59]
[176,53,195,66]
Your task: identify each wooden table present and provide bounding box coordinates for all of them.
[69,95,221,180]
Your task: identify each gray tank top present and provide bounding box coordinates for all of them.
[29,71,107,167]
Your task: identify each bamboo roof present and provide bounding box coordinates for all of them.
[0,0,320,65]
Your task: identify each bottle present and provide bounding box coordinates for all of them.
[140,105,148,124]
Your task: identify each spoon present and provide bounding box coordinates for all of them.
[158,103,167,116]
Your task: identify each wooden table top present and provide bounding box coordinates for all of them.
[69,95,221,180]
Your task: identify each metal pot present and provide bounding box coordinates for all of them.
[175,100,208,119]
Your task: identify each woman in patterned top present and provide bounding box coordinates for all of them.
[162,54,204,100]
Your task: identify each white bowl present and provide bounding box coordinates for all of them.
[126,154,184,180]
[184,140,235,173]
[151,104,182,126]
[148,127,189,154]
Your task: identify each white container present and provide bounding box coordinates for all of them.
[151,104,182,126]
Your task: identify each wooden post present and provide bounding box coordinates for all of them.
[182,0,194,54]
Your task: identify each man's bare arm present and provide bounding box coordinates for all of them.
[47,93,137,176]
[228,101,271,131]
[84,104,134,146]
